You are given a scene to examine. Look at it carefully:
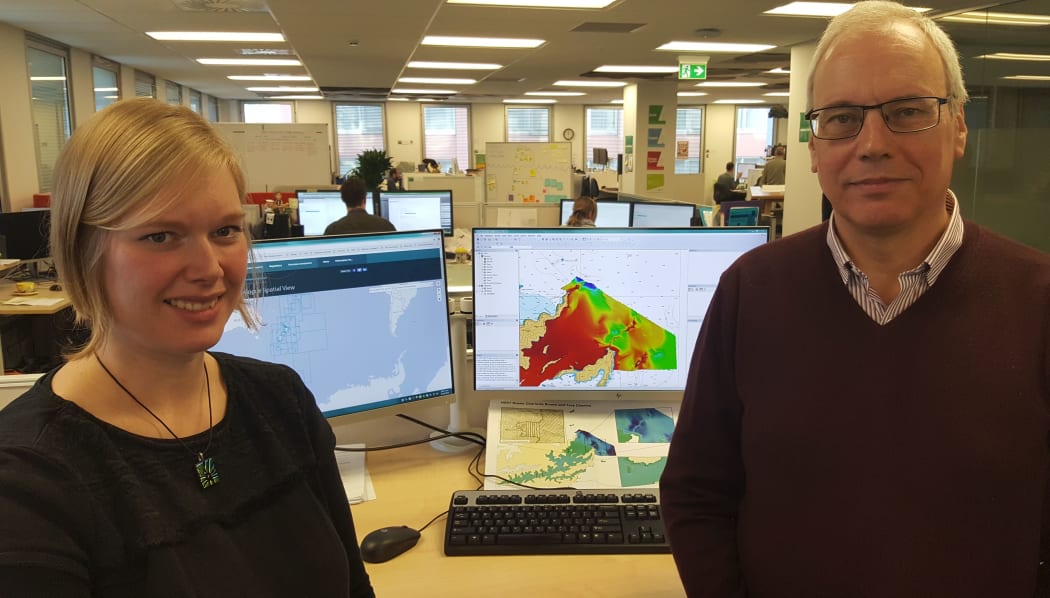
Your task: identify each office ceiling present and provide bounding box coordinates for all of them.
[0,0,1047,105]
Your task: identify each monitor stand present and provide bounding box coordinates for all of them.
[429,309,484,453]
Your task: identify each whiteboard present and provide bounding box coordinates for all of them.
[214,123,331,191]
[484,142,572,203]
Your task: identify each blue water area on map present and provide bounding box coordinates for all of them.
[520,293,559,324]
[614,408,675,443]
[573,430,617,456]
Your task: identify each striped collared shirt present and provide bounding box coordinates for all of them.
[826,191,964,325]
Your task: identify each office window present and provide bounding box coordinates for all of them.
[735,107,774,182]
[92,56,120,112]
[506,107,550,142]
[423,105,470,172]
[134,70,155,98]
[207,96,220,121]
[675,107,704,174]
[243,101,294,123]
[585,107,623,171]
[334,103,385,177]
[188,89,202,114]
[165,81,182,106]
[26,39,72,192]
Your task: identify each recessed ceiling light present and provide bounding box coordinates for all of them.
[422,35,544,48]
[554,80,627,87]
[767,67,790,74]
[504,98,557,103]
[656,41,775,53]
[448,0,614,6]
[696,81,765,87]
[594,65,679,74]
[406,61,503,70]
[391,88,458,94]
[764,2,929,17]
[239,48,296,56]
[245,86,319,92]
[1002,75,1050,80]
[941,11,1050,26]
[764,92,791,96]
[147,31,285,42]
[977,52,1050,61]
[525,91,587,96]
[228,75,313,81]
[198,58,301,66]
[398,77,477,84]
[677,92,709,97]
[609,99,624,104]
[714,99,765,104]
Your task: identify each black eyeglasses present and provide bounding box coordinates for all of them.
[805,96,948,140]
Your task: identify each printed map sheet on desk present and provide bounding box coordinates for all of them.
[485,399,678,490]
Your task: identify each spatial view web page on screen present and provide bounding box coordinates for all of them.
[213,232,454,417]
[472,228,766,392]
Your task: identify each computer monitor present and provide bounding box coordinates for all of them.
[296,191,372,236]
[471,227,769,396]
[211,230,455,420]
[0,209,50,260]
[558,199,631,227]
[378,190,454,236]
[630,201,696,228]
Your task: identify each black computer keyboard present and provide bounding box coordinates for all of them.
[444,488,670,556]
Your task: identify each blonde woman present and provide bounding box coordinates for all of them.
[0,99,375,597]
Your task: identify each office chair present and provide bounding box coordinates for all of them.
[697,205,714,227]
[588,177,599,198]
[717,199,754,226]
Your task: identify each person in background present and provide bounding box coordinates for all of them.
[324,176,395,235]
[713,162,736,204]
[760,144,787,185]
[0,98,376,597]
[661,2,1050,597]
[565,196,597,227]
[422,158,441,173]
[384,168,405,192]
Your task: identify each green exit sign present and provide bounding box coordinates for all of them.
[678,63,707,80]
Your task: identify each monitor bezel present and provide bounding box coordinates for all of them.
[376,189,455,236]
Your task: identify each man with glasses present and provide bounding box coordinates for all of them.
[661,2,1050,597]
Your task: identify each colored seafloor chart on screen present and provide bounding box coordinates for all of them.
[518,277,676,387]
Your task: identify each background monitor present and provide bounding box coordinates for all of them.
[378,190,453,236]
[559,199,631,227]
[296,191,372,236]
[631,201,696,228]
[471,227,768,396]
[212,230,455,420]
[0,209,50,260]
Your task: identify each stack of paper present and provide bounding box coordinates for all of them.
[334,444,376,504]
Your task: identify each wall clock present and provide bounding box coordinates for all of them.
[561,127,575,141]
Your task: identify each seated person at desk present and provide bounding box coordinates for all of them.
[383,168,405,192]
[421,158,441,173]
[760,145,786,185]
[564,197,596,227]
[713,162,739,204]
[324,176,395,235]
[0,98,376,596]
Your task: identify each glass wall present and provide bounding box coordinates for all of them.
[26,40,72,192]
[734,107,774,183]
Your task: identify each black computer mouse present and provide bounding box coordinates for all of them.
[359,525,421,563]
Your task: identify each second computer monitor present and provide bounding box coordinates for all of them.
[378,190,453,236]
[630,201,696,228]
[296,191,373,236]
[558,199,631,227]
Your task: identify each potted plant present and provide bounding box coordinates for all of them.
[353,148,394,191]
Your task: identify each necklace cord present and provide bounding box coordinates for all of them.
[95,354,214,462]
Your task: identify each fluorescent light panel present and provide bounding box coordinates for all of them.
[767,67,790,74]
[764,2,929,17]
[594,65,679,74]
[422,35,544,48]
[977,52,1050,61]
[198,58,301,66]
[391,88,458,94]
[525,91,586,96]
[448,0,614,6]
[657,41,775,53]
[714,99,765,104]
[504,98,557,103]
[245,86,318,92]
[398,77,477,84]
[268,95,326,100]
[764,92,791,96]
[147,31,285,42]
[1002,75,1050,80]
[696,81,764,87]
[941,11,1050,26]
[676,92,709,96]
[554,80,627,87]
[228,75,312,81]
[407,61,503,70]
[609,99,624,104]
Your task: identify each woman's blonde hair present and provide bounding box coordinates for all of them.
[566,196,597,227]
[51,97,258,358]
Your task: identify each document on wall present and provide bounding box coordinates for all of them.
[335,444,376,504]
[484,399,679,491]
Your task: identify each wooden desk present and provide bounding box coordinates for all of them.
[351,444,686,598]
[0,281,72,372]
[749,186,785,215]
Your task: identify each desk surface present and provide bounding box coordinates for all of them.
[0,281,71,315]
[749,186,785,201]
[352,444,685,598]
